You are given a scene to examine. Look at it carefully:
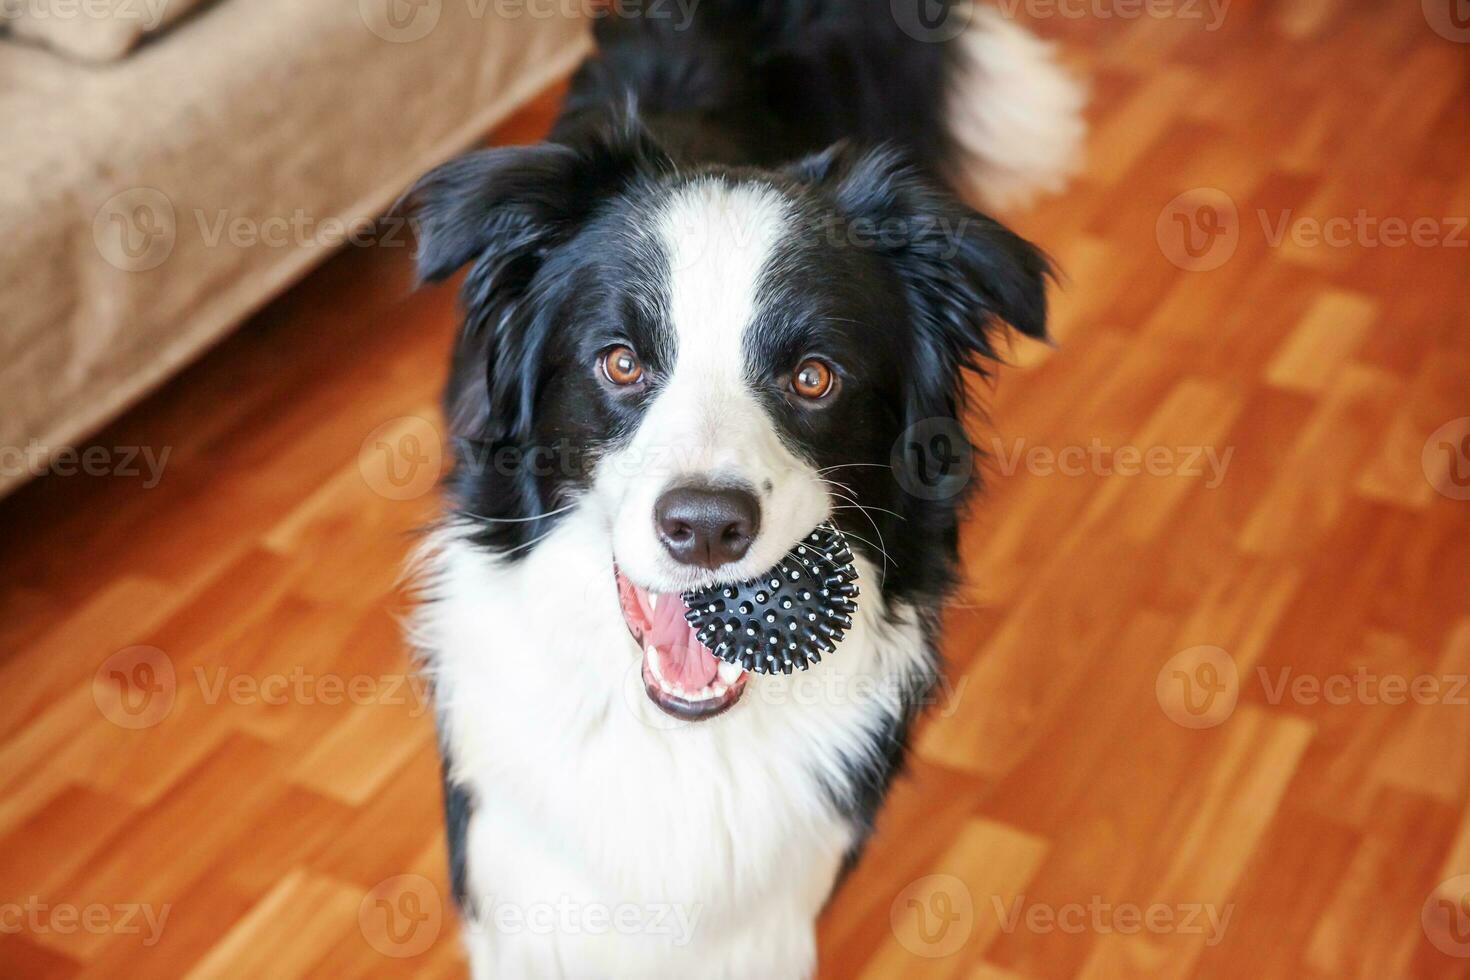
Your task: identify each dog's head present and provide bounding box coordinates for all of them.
[408,121,1049,720]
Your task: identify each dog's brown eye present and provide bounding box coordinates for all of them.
[791,359,835,400]
[601,345,643,386]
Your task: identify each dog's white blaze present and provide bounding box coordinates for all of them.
[602,179,829,594]
[661,178,787,373]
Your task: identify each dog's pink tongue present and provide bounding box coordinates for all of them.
[649,591,720,690]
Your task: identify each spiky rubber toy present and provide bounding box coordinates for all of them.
[681,522,859,675]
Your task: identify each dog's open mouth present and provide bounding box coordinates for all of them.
[617,570,748,721]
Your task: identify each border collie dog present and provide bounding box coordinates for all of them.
[407,2,1083,975]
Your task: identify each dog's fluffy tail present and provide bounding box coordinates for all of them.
[943,5,1088,208]
[562,0,1085,210]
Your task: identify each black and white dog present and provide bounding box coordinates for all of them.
[406,2,1083,975]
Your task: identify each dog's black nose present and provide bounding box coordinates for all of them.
[655,484,761,569]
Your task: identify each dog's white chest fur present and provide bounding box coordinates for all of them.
[417,514,928,978]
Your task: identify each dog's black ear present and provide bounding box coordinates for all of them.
[788,144,1054,531]
[403,121,671,441]
[790,143,1052,364]
[405,120,671,285]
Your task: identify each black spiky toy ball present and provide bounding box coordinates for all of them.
[681,522,860,675]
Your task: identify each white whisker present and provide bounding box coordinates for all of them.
[458,503,578,525]
[821,482,893,589]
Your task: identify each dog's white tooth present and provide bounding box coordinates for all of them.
[649,592,660,613]
[716,660,744,685]
[646,644,666,686]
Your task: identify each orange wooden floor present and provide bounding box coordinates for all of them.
[3,2,1469,977]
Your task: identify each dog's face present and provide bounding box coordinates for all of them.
[410,126,1049,721]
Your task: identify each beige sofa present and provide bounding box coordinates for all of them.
[0,0,590,497]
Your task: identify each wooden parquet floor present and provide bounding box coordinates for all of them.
[1,1,1468,976]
